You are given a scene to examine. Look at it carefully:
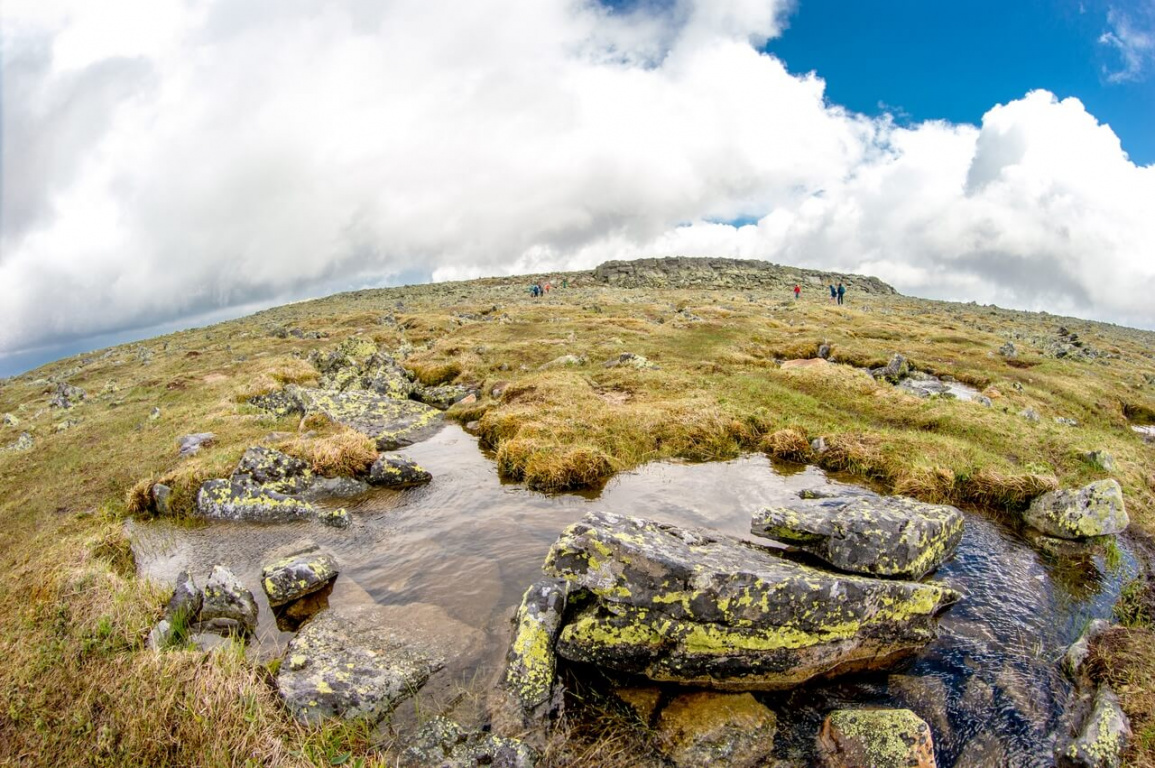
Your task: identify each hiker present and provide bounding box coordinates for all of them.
[793,284,801,301]
[562,278,568,289]
[837,282,845,305]
[544,281,551,293]
[829,284,837,303]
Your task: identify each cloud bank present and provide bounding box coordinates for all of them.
[3,0,1154,368]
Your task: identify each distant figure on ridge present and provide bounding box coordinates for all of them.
[837,282,845,305]
[829,284,837,303]
[793,284,801,301]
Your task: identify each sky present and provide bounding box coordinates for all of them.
[2,0,1154,377]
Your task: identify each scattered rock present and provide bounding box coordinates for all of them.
[1056,686,1131,768]
[315,507,351,528]
[1023,479,1128,539]
[3,432,33,452]
[655,692,777,768]
[399,717,536,768]
[368,454,432,488]
[871,354,908,384]
[1055,417,1079,427]
[166,570,202,622]
[897,371,951,399]
[539,354,587,370]
[178,432,215,457]
[818,343,832,359]
[1132,425,1155,443]
[262,547,339,607]
[151,483,172,515]
[504,580,567,720]
[998,341,1017,358]
[292,387,443,450]
[295,476,369,501]
[1020,407,1041,422]
[415,383,475,410]
[751,495,964,579]
[603,352,659,370]
[1080,450,1116,473]
[147,619,175,650]
[1,413,18,427]
[817,709,936,768]
[810,436,828,454]
[197,565,258,636]
[545,511,960,690]
[1062,619,1110,682]
[149,407,161,421]
[231,446,314,495]
[49,381,86,409]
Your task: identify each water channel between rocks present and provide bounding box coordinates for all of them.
[130,425,1137,767]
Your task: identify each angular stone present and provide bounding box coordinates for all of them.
[414,383,473,410]
[655,692,777,768]
[230,446,314,495]
[293,387,443,450]
[1024,480,1128,540]
[358,352,418,399]
[262,548,339,607]
[50,381,86,409]
[151,483,172,515]
[545,512,960,690]
[1063,619,1110,682]
[368,453,432,488]
[751,496,964,579]
[166,570,202,623]
[504,580,567,719]
[316,506,351,528]
[178,432,215,457]
[147,620,175,650]
[1057,686,1131,768]
[198,565,258,636]
[398,717,536,768]
[817,709,936,768]
[277,604,448,724]
[872,354,908,383]
[195,479,317,523]
[1080,450,1116,473]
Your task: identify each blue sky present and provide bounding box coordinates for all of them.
[766,0,1155,164]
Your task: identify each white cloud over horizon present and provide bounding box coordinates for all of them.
[3,0,1155,368]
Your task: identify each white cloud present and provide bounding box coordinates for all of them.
[2,0,1154,367]
[1099,6,1155,83]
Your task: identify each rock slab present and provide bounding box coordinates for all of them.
[262,548,339,607]
[198,565,258,636]
[368,454,433,488]
[1057,686,1131,768]
[544,511,960,690]
[751,496,964,579]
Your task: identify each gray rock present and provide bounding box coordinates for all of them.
[544,511,960,690]
[751,495,964,579]
[539,354,587,370]
[1020,407,1041,422]
[151,483,172,515]
[261,548,338,607]
[1056,417,1080,427]
[358,352,418,399]
[1056,686,1131,768]
[315,507,351,529]
[277,604,447,724]
[197,565,257,636]
[818,344,831,360]
[195,479,318,523]
[178,432,216,457]
[166,570,202,623]
[655,692,777,768]
[504,580,567,719]
[368,453,432,488]
[230,446,314,495]
[871,353,908,383]
[4,432,33,452]
[399,717,536,768]
[49,381,86,409]
[1023,479,1128,539]
[999,341,1017,357]
[295,476,370,501]
[147,620,174,650]
[1062,619,1110,682]
[149,407,161,421]
[975,395,993,407]
[1134,426,1155,444]
[1080,450,1116,473]
[809,437,828,454]
[1,413,18,427]
[414,384,474,410]
[898,373,950,399]
[292,387,443,450]
[817,709,936,768]
[603,352,659,370]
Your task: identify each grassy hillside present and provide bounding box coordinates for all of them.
[2,267,1153,765]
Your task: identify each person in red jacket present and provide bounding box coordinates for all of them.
[793,284,801,300]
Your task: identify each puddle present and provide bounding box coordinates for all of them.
[130,426,1136,767]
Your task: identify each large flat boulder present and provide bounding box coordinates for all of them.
[1024,480,1128,539]
[751,496,964,579]
[294,387,443,450]
[544,512,960,690]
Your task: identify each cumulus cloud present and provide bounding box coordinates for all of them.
[2,0,1154,369]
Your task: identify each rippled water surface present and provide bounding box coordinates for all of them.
[131,425,1136,767]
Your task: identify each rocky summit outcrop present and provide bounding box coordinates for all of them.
[751,495,964,579]
[592,257,897,295]
[542,511,960,690]
[1023,479,1128,540]
[368,453,432,488]
[817,709,937,768]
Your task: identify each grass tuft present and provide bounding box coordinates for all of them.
[280,430,378,477]
[761,428,811,462]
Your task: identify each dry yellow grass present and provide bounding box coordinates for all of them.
[279,429,379,477]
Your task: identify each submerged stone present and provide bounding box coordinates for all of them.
[1023,479,1128,540]
[197,565,258,636]
[751,495,964,579]
[368,453,432,488]
[655,692,777,768]
[504,580,567,719]
[261,548,339,607]
[817,708,936,768]
[277,604,449,724]
[545,512,960,690]
[398,717,536,768]
[230,445,314,495]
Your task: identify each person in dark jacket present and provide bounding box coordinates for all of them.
[837,283,845,305]
[829,284,836,303]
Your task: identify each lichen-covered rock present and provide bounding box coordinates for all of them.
[166,570,202,622]
[1080,450,1116,473]
[231,446,314,495]
[817,709,936,768]
[414,383,474,410]
[197,565,258,636]
[195,479,318,523]
[655,692,777,768]
[897,374,951,399]
[1056,686,1131,768]
[1023,479,1128,539]
[316,506,351,528]
[151,483,172,515]
[368,454,432,488]
[872,354,908,383]
[262,548,339,607]
[751,496,964,579]
[293,387,443,450]
[504,580,567,719]
[249,389,303,418]
[177,432,215,457]
[603,352,659,370]
[544,512,960,690]
[4,432,33,452]
[359,352,418,399]
[398,717,536,768]
[146,619,174,650]
[49,381,86,409]
[277,605,446,724]
[1063,619,1110,682]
